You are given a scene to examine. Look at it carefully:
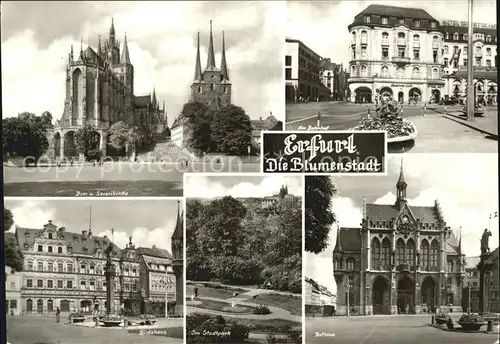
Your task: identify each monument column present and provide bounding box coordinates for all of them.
[478,228,493,314]
[104,244,116,315]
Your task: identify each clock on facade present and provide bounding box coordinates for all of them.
[402,215,409,223]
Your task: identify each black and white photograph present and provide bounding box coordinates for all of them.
[2,1,285,196]
[285,0,497,153]
[304,153,499,343]
[184,174,302,344]
[4,198,184,344]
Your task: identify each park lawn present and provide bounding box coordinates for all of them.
[186,298,254,314]
[186,284,249,300]
[248,293,302,316]
[229,318,301,335]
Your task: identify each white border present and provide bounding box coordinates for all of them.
[183,194,187,342]
[260,130,389,176]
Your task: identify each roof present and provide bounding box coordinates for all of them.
[358,5,437,21]
[136,247,172,259]
[452,68,497,82]
[442,24,496,37]
[251,115,278,131]
[285,38,321,59]
[445,229,460,254]
[15,225,122,258]
[172,205,183,240]
[366,204,438,224]
[334,227,362,252]
[134,95,151,108]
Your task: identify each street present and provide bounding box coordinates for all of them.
[3,161,260,196]
[286,102,498,153]
[6,315,183,344]
[306,315,498,344]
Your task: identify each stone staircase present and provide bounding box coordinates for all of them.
[136,140,194,162]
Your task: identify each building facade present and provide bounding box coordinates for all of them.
[285,38,321,102]
[320,59,350,101]
[49,19,166,159]
[441,20,497,104]
[305,277,336,316]
[5,265,22,316]
[462,248,499,313]
[333,161,465,315]
[261,185,300,210]
[347,5,445,104]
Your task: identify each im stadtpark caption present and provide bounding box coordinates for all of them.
[262,131,386,174]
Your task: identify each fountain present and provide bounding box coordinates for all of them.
[100,242,123,327]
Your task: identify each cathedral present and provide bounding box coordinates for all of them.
[50,19,166,158]
[190,20,232,110]
[333,159,465,315]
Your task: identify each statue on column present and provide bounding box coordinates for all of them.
[480,228,492,255]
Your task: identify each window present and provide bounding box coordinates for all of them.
[47,280,53,288]
[80,264,86,273]
[80,281,86,289]
[285,55,292,66]
[48,262,53,271]
[125,283,130,292]
[382,47,389,59]
[453,32,459,40]
[351,32,356,44]
[364,15,370,23]
[58,247,63,253]
[10,300,17,309]
[464,47,468,54]
[414,20,420,27]
[447,293,454,305]
[48,233,53,239]
[11,282,15,289]
[444,58,449,67]
[371,239,380,270]
[486,48,491,56]
[90,265,95,274]
[67,263,73,272]
[399,18,405,24]
[333,259,339,270]
[486,35,492,43]
[38,245,43,252]
[47,300,53,312]
[382,32,389,43]
[361,65,367,76]
[352,48,356,60]
[413,34,420,43]
[24,243,28,249]
[351,65,356,76]
[57,280,63,288]
[444,46,449,54]
[27,279,33,288]
[346,258,355,270]
[90,281,95,290]
[132,269,137,276]
[397,47,405,58]
[486,60,491,67]
[476,58,482,66]
[396,239,405,265]
[361,47,367,58]
[25,232,30,237]
[412,67,419,78]
[413,49,420,59]
[67,280,73,289]
[361,30,368,44]
[382,17,388,24]
[37,262,43,271]
[447,260,454,272]
[27,261,33,270]
[445,33,450,39]
[285,68,291,80]
[431,22,436,28]
[37,279,43,288]
[463,34,468,40]
[381,239,391,268]
[433,50,438,63]
[430,240,439,270]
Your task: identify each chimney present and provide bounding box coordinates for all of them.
[59,227,65,232]
[82,230,87,236]
[48,220,53,224]
[152,245,157,250]
[104,235,108,241]
[259,117,262,121]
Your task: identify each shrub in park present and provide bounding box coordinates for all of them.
[253,305,271,315]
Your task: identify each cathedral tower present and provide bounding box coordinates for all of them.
[190,21,232,110]
[395,155,407,210]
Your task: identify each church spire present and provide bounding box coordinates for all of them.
[194,31,202,81]
[334,222,342,252]
[458,226,462,254]
[152,87,157,108]
[109,17,116,42]
[121,32,131,64]
[70,44,74,61]
[396,152,407,208]
[220,31,229,80]
[97,35,102,57]
[79,37,84,60]
[206,20,216,69]
[172,200,183,240]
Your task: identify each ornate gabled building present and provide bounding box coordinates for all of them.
[49,19,167,159]
[16,220,142,314]
[333,159,465,315]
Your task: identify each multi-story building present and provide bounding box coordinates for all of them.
[305,277,336,316]
[171,21,232,149]
[462,248,499,313]
[347,4,445,104]
[136,246,176,316]
[260,185,300,210]
[5,264,22,316]
[16,221,142,314]
[285,38,321,103]
[333,161,465,315]
[320,59,350,101]
[441,20,497,104]
[250,113,280,148]
[48,19,166,159]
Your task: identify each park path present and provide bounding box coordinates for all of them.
[187,295,301,322]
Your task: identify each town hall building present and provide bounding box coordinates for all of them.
[333,161,465,315]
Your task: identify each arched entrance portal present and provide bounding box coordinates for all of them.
[64,131,77,157]
[432,89,441,103]
[409,88,421,103]
[397,276,415,314]
[398,91,404,103]
[379,87,393,99]
[372,276,390,314]
[355,87,372,103]
[53,132,61,159]
[80,300,92,313]
[421,277,436,313]
[60,300,70,312]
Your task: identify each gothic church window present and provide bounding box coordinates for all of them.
[211,83,215,91]
[346,258,355,270]
[396,239,405,265]
[406,239,415,266]
[430,240,439,271]
[381,238,391,269]
[421,240,429,270]
[371,238,380,270]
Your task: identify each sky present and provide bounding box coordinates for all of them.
[306,153,499,295]
[4,198,183,251]
[184,175,302,198]
[287,0,497,67]
[1,1,285,125]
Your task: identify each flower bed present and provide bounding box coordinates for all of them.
[458,313,485,331]
[352,98,417,142]
[138,314,157,325]
[435,313,450,325]
[101,314,123,327]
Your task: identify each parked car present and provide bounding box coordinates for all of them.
[439,97,458,105]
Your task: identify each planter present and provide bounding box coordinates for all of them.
[458,322,485,331]
[72,317,86,323]
[387,123,418,143]
[101,320,123,327]
[435,318,448,325]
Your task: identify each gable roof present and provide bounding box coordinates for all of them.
[358,5,437,21]
[366,204,438,224]
[134,95,151,108]
[136,247,172,259]
[334,227,362,252]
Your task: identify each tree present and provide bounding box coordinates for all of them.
[74,124,100,158]
[108,121,141,155]
[305,176,337,254]
[2,112,50,163]
[210,105,253,155]
[5,233,24,272]
[4,207,14,231]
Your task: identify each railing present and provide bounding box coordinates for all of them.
[361,38,368,45]
[392,56,411,63]
[432,41,439,49]
[381,40,389,46]
[412,41,420,48]
[397,39,407,46]
[475,51,483,57]
[351,40,356,45]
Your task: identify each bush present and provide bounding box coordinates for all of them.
[459,313,485,323]
[253,305,271,315]
[87,148,102,161]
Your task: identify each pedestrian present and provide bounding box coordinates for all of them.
[56,307,60,323]
[194,287,198,298]
[70,158,73,166]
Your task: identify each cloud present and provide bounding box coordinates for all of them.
[1,1,284,124]
[185,175,302,198]
[287,0,497,66]
[7,200,58,232]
